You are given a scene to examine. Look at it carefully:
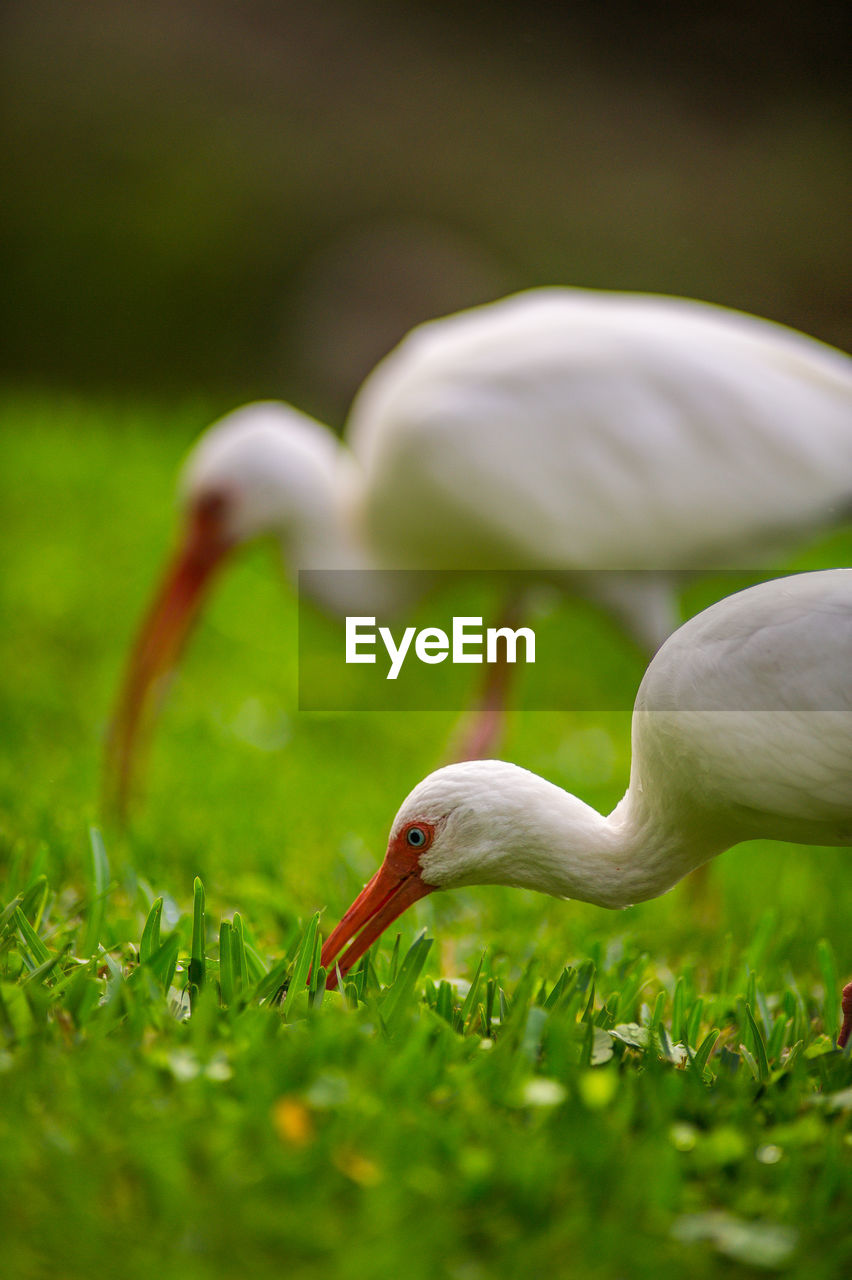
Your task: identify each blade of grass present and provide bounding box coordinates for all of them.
[492,962,540,1055]
[689,1027,720,1077]
[230,914,247,997]
[378,932,432,1034]
[739,1042,760,1082]
[754,982,772,1038]
[252,952,291,1005]
[579,1017,595,1066]
[767,1013,791,1061]
[581,978,596,1023]
[485,977,496,1035]
[745,1003,770,1083]
[219,920,234,1006]
[520,1005,548,1065]
[20,877,49,931]
[0,982,33,1039]
[816,939,839,1041]
[655,1020,674,1062]
[436,980,453,1024]
[460,954,484,1030]
[140,898,163,962]
[595,995,616,1028]
[21,946,68,988]
[15,907,50,967]
[188,877,206,994]
[649,990,666,1030]
[686,997,704,1048]
[308,923,323,997]
[0,894,24,943]
[63,967,102,1027]
[783,975,808,1045]
[784,1040,804,1071]
[388,933,402,984]
[283,912,319,1022]
[144,935,180,994]
[672,976,686,1043]
[543,967,572,1011]
[549,970,581,1016]
[242,941,268,986]
[81,827,110,958]
[310,966,327,1008]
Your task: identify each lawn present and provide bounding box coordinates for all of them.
[1,390,850,1279]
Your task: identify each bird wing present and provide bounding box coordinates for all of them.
[632,571,852,829]
[347,290,852,571]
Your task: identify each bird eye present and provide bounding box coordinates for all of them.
[406,825,428,849]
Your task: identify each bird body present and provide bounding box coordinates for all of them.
[319,571,852,1034]
[108,289,852,809]
[350,289,851,575]
[629,571,852,843]
[387,571,852,907]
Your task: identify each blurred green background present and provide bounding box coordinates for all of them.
[2,0,850,423]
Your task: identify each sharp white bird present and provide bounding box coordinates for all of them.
[320,570,852,1046]
[106,288,852,810]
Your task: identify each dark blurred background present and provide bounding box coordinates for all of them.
[2,0,849,425]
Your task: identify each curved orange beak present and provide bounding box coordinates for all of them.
[321,847,436,986]
[105,499,233,818]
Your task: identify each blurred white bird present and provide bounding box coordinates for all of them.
[320,570,852,1046]
[106,288,852,811]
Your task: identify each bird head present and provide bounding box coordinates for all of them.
[320,760,578,982]
[178,403,346,549]
[104,402,344,817]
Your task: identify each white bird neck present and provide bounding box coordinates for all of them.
[291,463,428,618]
[251,438,422,618]
[275,442,368,570]
[592,790,726,907]
[507,789,722,909]
[418,762,728,909]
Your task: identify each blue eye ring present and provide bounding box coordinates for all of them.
[406,825,428,848]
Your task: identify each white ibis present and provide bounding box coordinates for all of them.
[320,570,852,1047]
[106,288,852,810]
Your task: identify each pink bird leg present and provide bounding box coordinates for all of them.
[448,594,527,762]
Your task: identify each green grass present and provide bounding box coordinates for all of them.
[1,390,851,1280]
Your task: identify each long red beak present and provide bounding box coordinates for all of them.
[105,505,232,818]
[320,856,436,986]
